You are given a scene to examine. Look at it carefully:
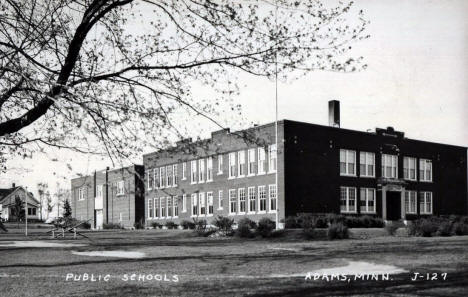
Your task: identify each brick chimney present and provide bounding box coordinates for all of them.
[328,100,340,128]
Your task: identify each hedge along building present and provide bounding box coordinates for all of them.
[70,165,145,229]
[144,101,468,226]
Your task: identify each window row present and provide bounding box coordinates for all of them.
[146,144,278,190]
[404,191,433,215]
[340,149,432,181]
[148,196,179,219]
[227,185,277,215]
[340,187,376,214]
[147,164,179,190]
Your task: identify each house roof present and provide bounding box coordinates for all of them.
[0,186,39,206]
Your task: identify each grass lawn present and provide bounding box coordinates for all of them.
[1,228,467,297]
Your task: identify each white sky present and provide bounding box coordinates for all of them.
[1,0,467,210]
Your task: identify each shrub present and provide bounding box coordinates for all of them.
[134,219,144,230]
[327,213,345,225]
[151,222,163,229]
[193,219,207,235]
[256,218,276,238]
[165,221,178,230]
[300,215,315,239]
[327,222,349,240]
[181,220,195,230]
[453,222,468,235]
[437,221,453,236]
[103,223,123,229]
[198,228,217,237]
[313,216,328,228]
[213,215,235,234]
[284,216,300,229]
[80,221,91,229]
[419,219,438,237]
[385,224,399,236]
[237,218,257,238]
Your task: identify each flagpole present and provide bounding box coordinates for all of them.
[274,0,280,230]
[25,188,28,236]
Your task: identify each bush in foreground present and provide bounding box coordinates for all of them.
[180,220,196,230]
[103,223,123,229]
[237,218,257,238]
[213,215,235,235]
[453,222,468,235]
[327,222,349,240]
[256,218,276,238]
[151,222,163,229]
[165,221,178,230]
[436,221,453,236]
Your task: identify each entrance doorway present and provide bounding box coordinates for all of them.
[386,191,401,220]
[95,210,103,229]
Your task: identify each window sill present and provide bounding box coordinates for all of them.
[340,211,357,214]
[257,172,266,176]
[247,174,256,177]
[206,180,213,183]
[257,211,266,214]
[360,211,376,214]
[227,177,236,180]
[359,175,375,179]
[228,213,236,216]
[267,171,277,174]
[237,175,246,178]
[403,178,417,182]
[340,174,356,177]
[217,172,223,175]
[419,180,433,183]
[206,214,213,217]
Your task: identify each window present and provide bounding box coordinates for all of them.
[238,188,246,213]
[248,187,256,213]
[78,187,86,201]
[160,167,166,188]
[147,170,153,190]
[217,154,223,174]
[248,148,256,175]
[167,196,173,217]
[340,187,357,213]
[117,181,125,195]
[258,147,266,174]
[191,194,198,216]
[174,196,178,217]
[198,160,206,182]
[154,168,160,188]
[173,164,178,186]
[199,192,206,215]
[403,157,417,180]
[191,160,197,184]
[340,149,356,176]
[160,197,166,217]
[96,184,103,198]
[229,189,237,214]
[28,208,36,216]
[382,154,398,178]
[419,159,432,182]
[268,144,277,173]
[258,186,267,212]
[182,162,187,180]
[229,152,236,178]
[148,199,153,218]
[207,157,213,182]
[207,192,213,215]
[218,190,223,210]
[360,152,375,177]
[404,191,417,214]
[119,212,123,222]
[199,159,205,183]
[360,188,375,213]
[154,198,160,218]
[182,194,187,213]
[238,151,246,177]
[166,165,173,187]
[419,192,433,214]
[269,184,277,213]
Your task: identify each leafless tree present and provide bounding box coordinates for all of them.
[0,0,369,169]
[37,182,49,221]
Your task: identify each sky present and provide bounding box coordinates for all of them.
[1,0,467,215]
